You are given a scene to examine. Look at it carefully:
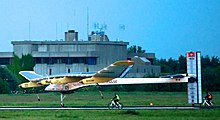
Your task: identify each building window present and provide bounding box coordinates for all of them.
[49,69,52,75]
[86,57,97,65]
[68,69,70,73]
[49,58,53,64]
[0,58,11,65]
[34,57,97,65]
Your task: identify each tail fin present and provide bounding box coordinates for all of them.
[19,71,44,81]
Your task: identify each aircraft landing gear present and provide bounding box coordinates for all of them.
[61,103,64,107]
[99,91,104,99]
[96,83,104,99]
[36,94,41,101]
[33,88,41,101]
[60,93,66,107]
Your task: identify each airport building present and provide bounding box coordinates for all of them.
[0,30,160,77]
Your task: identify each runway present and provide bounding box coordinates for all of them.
[0,106,219,110]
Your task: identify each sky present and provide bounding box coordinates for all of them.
[0,0,220,59]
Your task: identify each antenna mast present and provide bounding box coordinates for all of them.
[28,22,31,40]
[87,7,89,38]
[56,22,57,40]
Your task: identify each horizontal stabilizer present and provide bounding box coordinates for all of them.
[19,71,44,81]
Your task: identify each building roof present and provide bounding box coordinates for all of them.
[11,40,129,46]
[0,52,13,58]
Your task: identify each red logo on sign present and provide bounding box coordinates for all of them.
[187,52,195,58]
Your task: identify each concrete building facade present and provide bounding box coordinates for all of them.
[0,30,160,77]
[11,40,128,75]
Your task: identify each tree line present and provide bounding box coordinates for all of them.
[0,54,35,93]
[154,55,220,92]
[87,55,220,92]
[0,50,220,93]
[126,45,220,92]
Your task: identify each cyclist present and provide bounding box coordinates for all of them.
[112,94,120,107]
[204,92,213,105]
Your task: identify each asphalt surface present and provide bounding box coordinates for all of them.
[0,106,219,110]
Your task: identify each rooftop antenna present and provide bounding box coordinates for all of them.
[119,24,125,31]
[60,22,63,41]
[93,22,107,33]
[101,23,107,33]
[66,23,69,30]
[73,9,76,29]
[94,23,99,31]
[87,7,89,37]
[28,22,31,40]
[118,24,125,41]
[56,22,57,40]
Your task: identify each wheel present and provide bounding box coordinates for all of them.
[210,101,215,106]
[118,102,123,109]
[61,103,64,107]
[108,103,113,109]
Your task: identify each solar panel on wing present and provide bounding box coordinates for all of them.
[19,71,44,81]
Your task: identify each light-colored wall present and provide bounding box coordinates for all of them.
[11,40,160,77]
[12,41,128,75]
[13,44,32,56]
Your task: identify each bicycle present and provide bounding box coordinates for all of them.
[108,99,123,109]
[202,98,214,106]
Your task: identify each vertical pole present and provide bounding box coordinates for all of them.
[87,7,89,39]
[28,22,31,40]
[196,52,202,104]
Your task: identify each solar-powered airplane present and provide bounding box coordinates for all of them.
[19,60,135,106]
[18,60,191,107]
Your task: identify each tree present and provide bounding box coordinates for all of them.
[201,55,211,69]
[137,46,146,53]
[202,65,220,91]
[7,54,23,84]
[128,45,146,53]
[0,67,18,93]
[156,58,172,73]
[7,54,35,84]
[0,78,10,94]
[177,55,186,73]
[156,55,220,92]
[21,54,35,71]
[210,56,219,67]
[167,58,178,73]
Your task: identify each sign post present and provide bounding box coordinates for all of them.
[187,51,202,105]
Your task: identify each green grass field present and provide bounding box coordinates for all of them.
[0,91,220,120]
